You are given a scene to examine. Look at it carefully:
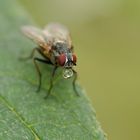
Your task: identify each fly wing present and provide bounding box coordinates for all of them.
[21,26,46,46]
[43,23,72,48]
[21,26,51,53]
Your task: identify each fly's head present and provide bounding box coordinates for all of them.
[57,53,77,79]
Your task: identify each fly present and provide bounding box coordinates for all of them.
[21,23,79,98]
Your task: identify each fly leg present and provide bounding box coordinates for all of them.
[33,57,53,92]
[44,66,58,99]
[20,47,53,92]
[72,69,79,96]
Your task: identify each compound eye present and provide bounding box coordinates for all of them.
[72,54,77,64]
[58,54,66,66]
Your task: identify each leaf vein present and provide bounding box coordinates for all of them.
[0,95,41,140]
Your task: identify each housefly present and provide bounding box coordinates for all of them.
[21,23,78,98]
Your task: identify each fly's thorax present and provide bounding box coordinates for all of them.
[53,41,70,54]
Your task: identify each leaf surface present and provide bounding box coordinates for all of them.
[0,0,107,139]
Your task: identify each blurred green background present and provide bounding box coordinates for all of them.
[19,0,140,140]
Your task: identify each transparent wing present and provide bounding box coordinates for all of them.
[43,23,72,47]
[21,26,46,45]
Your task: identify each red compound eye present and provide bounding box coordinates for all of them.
[58,54,66,66]
[72,54,77,64]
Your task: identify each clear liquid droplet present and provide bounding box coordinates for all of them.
[63,69,73,79]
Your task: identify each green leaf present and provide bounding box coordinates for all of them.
[0,0,107,139]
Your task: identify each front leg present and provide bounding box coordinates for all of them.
[44,66,58,99]
[72,69,79,96]
[33,57,53,92]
